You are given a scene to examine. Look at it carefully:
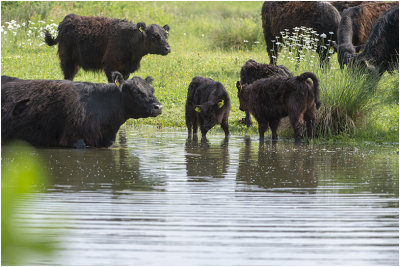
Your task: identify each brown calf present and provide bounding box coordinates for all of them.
[237,72,321,142]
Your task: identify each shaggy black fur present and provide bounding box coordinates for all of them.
[238,72,321,143]
[352,5,399,75]
[236,59,293,127]
[185,77,231,139]
[337,2,397,68]
[45,14,171,82]
[1,72,162,148]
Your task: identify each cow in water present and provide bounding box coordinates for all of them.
[237,72,321,143]
[236,59,293,127]
[1,72,162,148]
[185,77,231,139]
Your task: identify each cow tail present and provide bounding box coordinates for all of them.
[299,72,321,109]
[44,30,58,46]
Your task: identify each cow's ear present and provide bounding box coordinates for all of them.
[163,24,170,34]
[145,76,153,85]
[137,22,146,33]
[111,71,124,88]
[236,81,242,91]
[12,98,30,116]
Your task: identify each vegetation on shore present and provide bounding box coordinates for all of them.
[1,1,398,144]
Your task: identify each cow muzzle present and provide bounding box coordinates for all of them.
[161,46,171,55]
[151,104,163,116]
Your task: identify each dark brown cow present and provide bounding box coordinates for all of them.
[329,1,374,14]
[337,2,398,68]
[237,72,321,143]
[352,5,399,76]
[185,77,231,139]
[236,59,293,127]
[1,72,162,148]
[45,14,171,82]
[261,1,340,65]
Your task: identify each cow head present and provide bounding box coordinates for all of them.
[236,81,249,112]
[337,44,355,69]
[141,23,171,56]
[112,71,162,119]
[194,99,226,135]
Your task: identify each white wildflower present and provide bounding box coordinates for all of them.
[320,33,327,38]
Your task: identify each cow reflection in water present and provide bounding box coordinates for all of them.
[236,138,317,193]
[43,131,163,192]
[185,137,229,181]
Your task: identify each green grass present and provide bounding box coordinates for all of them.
[1,1,398,144]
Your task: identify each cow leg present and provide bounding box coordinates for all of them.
[258,122,269,142]
[289,114,304,143]
[305,118,314,140]
[269,119,280,141]
[192,117,199,138]
[304,108,316,140]
[245,111,253,127]
[221,117,230,137]
[60,57,80,81]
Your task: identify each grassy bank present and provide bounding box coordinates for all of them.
[1,1,398,144]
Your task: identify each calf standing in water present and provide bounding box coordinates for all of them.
[237,72,321,143]
[237,59,293,127]
[185,77,231,139]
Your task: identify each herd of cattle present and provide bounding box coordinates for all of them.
[1,1,399,148]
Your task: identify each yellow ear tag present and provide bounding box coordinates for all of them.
[239,84,242,91]
[115,79,120,87]
[218,100,224,108]
[195,106,201,112]
[139,26,143,33]
[165,30,169,34]
[365,60,369,68]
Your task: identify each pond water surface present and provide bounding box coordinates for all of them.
[3,126,399,265]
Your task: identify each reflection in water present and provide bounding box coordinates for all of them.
[237,138,317,193]
[1,127,398,266]
[185,137,229,180]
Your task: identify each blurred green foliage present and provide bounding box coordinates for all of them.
[1,142,57,265]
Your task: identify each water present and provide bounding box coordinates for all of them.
[3,126,399,265]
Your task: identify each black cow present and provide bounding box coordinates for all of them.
[337,2,397,68]
[237,72,321,143]
[352,5,399,75]
[237,59,293,127]
[185,77,231,139]
[1,72,162,148]
[45,14,171,82]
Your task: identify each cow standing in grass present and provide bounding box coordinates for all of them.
[185,77,230,139]
[1,72,162,148]
[337,2,398,68]
[329,1,373,14]
[236,59,293,127]
[45,14,171,82]
[261,1,340,65]
[352,5,399,76]
[237,72,321,143]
